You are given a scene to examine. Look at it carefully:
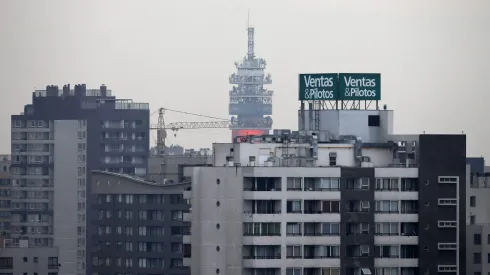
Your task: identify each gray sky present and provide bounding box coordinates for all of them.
[1,0,489,158]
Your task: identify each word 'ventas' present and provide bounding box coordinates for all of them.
[303,75,335,99]
[343,76,377,98]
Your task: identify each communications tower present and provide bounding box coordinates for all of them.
[229,26,273,139]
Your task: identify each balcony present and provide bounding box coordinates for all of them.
[243,268,281,275]
[244,200,281,215]
[243,245,281,260]
[303,177,340,191]
[183,212,191,222]
[304,222,340,236]
[242,245,281,268]
[304,245,340,259]
[304,200,340,214]
[243,177,281,191]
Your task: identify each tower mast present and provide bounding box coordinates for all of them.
[228,15,274,140]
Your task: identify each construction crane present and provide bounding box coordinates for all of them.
[150,107,230,154]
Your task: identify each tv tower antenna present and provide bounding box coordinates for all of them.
[247,9,255,60]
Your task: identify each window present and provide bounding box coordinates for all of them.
[375,268,398,275]
[375,201,398,213]
[138,211,147,220]
[438,198,457,206]
[287,200,302,213]
[244,222,281,236]
[171,243,183,253]
[488,234,490,245]
[286,245,302,259]
[438,243,457,250]
[0,257,14,269]
[346,178,370,190]
[322,223,340,236]
[488,253,490,263]
[286,268,302,275]
[474,253,481,264]
[48,257,58,269]
[287,177,302,190]
[438,176,458,183]
[171,210,183,220]
[375,245,399,258]
[470,196,476,207]
[286,223,302,236]
[376,178,399,191]
[368,115,380,126]
[475,234,482,245]
[471,215,476,224]
[438,221,457,228]
[170,194,184,204]
[170,259,183,268]
[329,152,337,166]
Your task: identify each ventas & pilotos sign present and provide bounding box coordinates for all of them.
[299,73,381,101]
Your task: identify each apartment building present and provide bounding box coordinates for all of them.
[465,161,490,275]
[0,237,59,274]
[184,109,466,275]
[0,155,11,235]
[90,171,190,275]
[10,84,149,275]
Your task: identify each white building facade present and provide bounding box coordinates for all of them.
[184,110,467,275]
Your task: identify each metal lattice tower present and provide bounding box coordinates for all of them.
[229,24,273,140]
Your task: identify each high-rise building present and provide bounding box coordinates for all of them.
[465,162,490,275]
[229,27,273,140]
[89,170,190,275]
[10,84,149,275]
[0,155,11,236]
[184,108,467,275]
[0,237,59,274]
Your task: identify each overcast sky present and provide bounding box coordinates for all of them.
[0,0,489,158]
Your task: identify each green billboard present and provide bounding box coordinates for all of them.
[299,73,338,100]
[298,73,381,101]
[338,73,381,100]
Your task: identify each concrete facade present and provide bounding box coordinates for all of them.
[0,238,59,274]
[185,133,466,275]
[90,171,190,275]
[466,170,490,275]
[298,109,394,143]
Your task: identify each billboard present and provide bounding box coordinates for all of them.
[299,73,381,101]
[338,73,381,100]
[299,74,338,100]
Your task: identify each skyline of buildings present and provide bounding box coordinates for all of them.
[0,25,485,275]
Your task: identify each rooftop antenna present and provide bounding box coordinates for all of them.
[247,9,255,60]
[247,9,250,29]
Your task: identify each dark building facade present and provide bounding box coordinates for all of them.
[10,84,149,275]
[418,134,466,275]
[0,155,11,236]
[467,157,485,174]
[90,171,190,275]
